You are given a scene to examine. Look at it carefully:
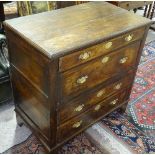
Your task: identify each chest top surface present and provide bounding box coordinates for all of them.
[5,2,152,58]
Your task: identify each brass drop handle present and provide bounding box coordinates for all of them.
[96,90,105,97]
[125,34,133,42]
[79,52,91,60]
[77,75,88,84]
[105,42,112,49]
[74,104,84,112]
[110,99,118,105]
[72,120,83,128]
[119,57,128,64]
[94,104,101,111]
[114,83,122,90]
[101,56,110,63]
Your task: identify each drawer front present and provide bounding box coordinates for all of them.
[59,72,134,123]
[58,89,128,142]
[59,27,145,72]
[61,41,140,97]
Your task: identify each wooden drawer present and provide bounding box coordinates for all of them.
[59,72,134,123]
[118,1,153,10]
[59,27,145,72]
[58,89,128,142]
[61,41,140,97]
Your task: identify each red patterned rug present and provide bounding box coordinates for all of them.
[4,133,101,154]
[129,41,155,130]
[3,41,155,154]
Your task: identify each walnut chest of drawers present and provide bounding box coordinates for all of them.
[4,2,152,153]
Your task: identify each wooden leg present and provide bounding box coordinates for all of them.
[149,2,155,31]
[147,4,153,18]
[144,5,148,17]
[15,111,24,127]
[150,2,155,19]
[119,103,128,113]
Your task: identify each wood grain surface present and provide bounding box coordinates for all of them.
[4,2,152,58]
[61,41,140,97]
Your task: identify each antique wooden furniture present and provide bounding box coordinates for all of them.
[4,2,152,152]
[56,1,88,9]
[17,1,87,16]
[110,1,155,30]
[110,1,153,13]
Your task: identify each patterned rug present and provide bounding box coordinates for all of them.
[4,133,102,154]
[2,40,155,154]
[129,41,155,130]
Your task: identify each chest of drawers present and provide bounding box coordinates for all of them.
[4,2,152,152]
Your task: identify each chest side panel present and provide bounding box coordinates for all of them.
[5,26,57,148]
[6,27,49,96]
